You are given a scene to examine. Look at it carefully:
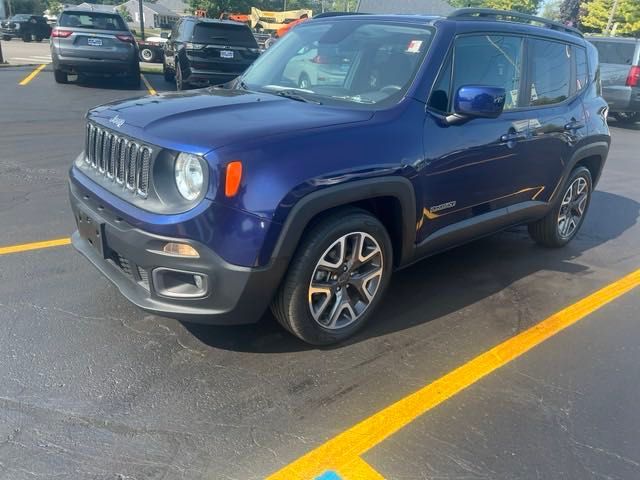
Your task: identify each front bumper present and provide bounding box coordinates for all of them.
[1,29,19,38]
[69,181,281,325]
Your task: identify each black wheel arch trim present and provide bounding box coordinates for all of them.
[559,141,609,195]
[269,177,417,268]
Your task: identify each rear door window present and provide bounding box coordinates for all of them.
[192,23,258,48]
[590,41,636,65]
[527,39,571,106]
[59,12,126,31]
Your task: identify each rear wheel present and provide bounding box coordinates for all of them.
[35,35,43,42]
[528,166,592,248]
[127,69,141,89]
[271,209,392,345]
[163,62,175,82]
[53,69,68,84]
[175,61,188,91]
[613,112,640,124]
[140,47,155,63]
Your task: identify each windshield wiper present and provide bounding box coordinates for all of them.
[331,95,376,104]
[275,89,322,105]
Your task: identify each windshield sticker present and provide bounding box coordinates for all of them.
[406,40,423,53]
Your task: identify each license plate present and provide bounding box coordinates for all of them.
[77,209,106,258]
[220,50,234,59]
[87,38,103,47]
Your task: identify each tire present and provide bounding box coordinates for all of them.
[298,73,311,89]
[140,47,155,63]
[163,62,175,82]
[271,209,393,345]
[612,112,640,124]
[35,36,43,42]
[22,33,31,42]
[2,35,11,41]
[175,61,188,91]
[53,69,68,84]
[528,166,593,248]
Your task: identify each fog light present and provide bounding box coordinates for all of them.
[162,242,199,258]
[194,274,204,289]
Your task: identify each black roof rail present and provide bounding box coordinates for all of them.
[312,12,368,19]
[448,8,583,38]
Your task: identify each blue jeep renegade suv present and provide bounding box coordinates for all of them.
[69,9,610,345]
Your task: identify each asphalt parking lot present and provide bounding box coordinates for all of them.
[1,63,639,480]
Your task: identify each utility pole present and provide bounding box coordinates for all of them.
[605,0,620,35]
[0,40,5,65]
[8,0,13,17]
[283,0,287,11]
[138,0,145,40]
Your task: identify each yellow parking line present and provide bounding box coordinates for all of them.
[0,237,71,256]
[18,64,47,86]
[141,74,157,95]
[266,267,640,480]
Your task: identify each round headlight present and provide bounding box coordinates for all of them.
[175,153,205,201]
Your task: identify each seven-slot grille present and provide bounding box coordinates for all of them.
[85,122,152,198]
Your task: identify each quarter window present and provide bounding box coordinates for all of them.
[527,39,571,106]
[575,46,588,92]
[451,35,524,111]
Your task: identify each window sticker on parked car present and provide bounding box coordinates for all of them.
[406,40,423,53]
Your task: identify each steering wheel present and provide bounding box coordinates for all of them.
[381,85,402,94]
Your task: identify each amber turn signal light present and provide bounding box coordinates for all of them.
[162,242,199,258]
[225,161,243,197]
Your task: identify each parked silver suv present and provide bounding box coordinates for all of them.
[51,8,140,87]
[588,36,640,124]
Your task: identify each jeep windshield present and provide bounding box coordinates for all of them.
[240,20,433,107]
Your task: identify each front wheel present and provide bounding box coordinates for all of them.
[271,209,392,345]
[528,166,593,248]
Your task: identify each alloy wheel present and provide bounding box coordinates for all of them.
[557,176,589,239]
[308,232,384,330]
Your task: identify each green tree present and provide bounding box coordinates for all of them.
[582,0,640,35]
[117,4,133,22]
[448,0,543,16]
[540,0,562,21]
[44,0,62,15]
[10,0,46,14]
[558,0,580,25]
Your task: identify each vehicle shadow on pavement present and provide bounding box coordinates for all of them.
[70,74,172,93]
[608,118,640,132]
[184,191,639,353]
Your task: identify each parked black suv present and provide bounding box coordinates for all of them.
[1,14,52,42]
[162,17,260,90]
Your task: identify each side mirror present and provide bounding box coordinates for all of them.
[161,32,169,39]
[447,85,506,124]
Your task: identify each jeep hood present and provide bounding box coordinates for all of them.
[89,89,373,154]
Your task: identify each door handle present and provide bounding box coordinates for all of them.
[500,132,527,142]
[564,120,585,131]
